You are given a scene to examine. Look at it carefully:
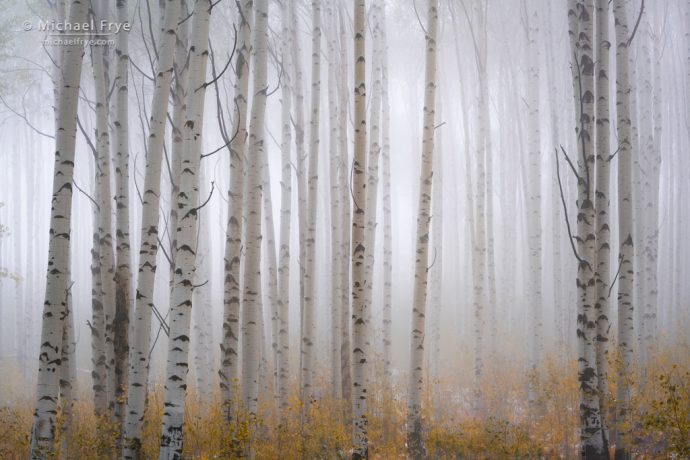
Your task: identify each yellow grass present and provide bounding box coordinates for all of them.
[1,347,688,459]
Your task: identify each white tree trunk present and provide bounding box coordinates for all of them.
[525,2,543,409]
[112,0,132,424]
[276,0,293,418]
[88,13,110,415]
[568,0,607,456]
[337,6,352,407]
[158,1,212,457]
[123,1,181,456]
[613,1,635,458]
[326,0,341,400]
[300,0,321,406]
[241,0,268,420]
[406,1,438,457]
[380,3,393,388]
[29,0,87,456]
[593,0,612,433]
[351,0,368,456]
[220,0,251,419]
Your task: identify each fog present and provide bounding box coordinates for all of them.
[0,0,688,458]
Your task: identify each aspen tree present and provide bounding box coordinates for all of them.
[567,0,607,456]
[29,0,88,456]
[259,103,280,412]
[337,5,352,407]
[220,0,252,418]
[300,0,321,406]
[89,18,109,414]
[123,1,182,456]
[380,2,393,387]
[406,1,438,457]
[524,1,543,410]
[112,0,132,423]
[241,0,269,419]
[326,0,342,400]
[277,0,293,416]
[362,0,382,321]
[613,1,635,458]
[90,4,118,411]
[593,0,612,428]
[158,0,212,457]
[351,0,368,456]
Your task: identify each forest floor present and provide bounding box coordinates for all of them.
[1,347,688,459]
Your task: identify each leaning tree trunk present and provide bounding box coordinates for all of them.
[112,0,132,425]
[241,0,269,422]
[220,0,251,420]
[351,0,369,457]
[29,0,87,456]
[613,1,635,458]
[158,1,212,458]
[406,1,438,457]
[123,1,182,456]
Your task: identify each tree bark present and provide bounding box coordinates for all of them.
[29,0,87,456]
[123,1,182,456]
[351,0,368,457]
[158,1,212,457]
[241,0,268,420]
[220,0,251,420]
[406,1,438,457]
[612,1,635,458]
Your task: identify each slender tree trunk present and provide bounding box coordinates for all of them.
[91,8,113,415]
[568,0,608,456]
[93,25,118,415]
[428,103,443,418]
[524,1,543,411]
[300,0,321,407]
[112,0,132,425]
[241,0,268,422]
[58,281,77,456]
[351,0,369,456]
[337,6,352,409]
[220,0,252,420]
[380,3,393,388]
[158,1,212,457]
[326,0,342,401]
[613,3,634,458]
[276,0,293,418]
[29,0,87,456]
[593,0,612,438]
[362,0,382,330]
[260,105,280,413]
[123,1,182,456]
[406,2,438,457]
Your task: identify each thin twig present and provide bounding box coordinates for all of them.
[73,180,100,210]
[627,0,645,47]
[608,255,624,298]
[555,148,586,266]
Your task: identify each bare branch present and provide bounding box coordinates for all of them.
[555,148,586,266]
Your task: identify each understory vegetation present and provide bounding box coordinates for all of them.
[2,348,688,459]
